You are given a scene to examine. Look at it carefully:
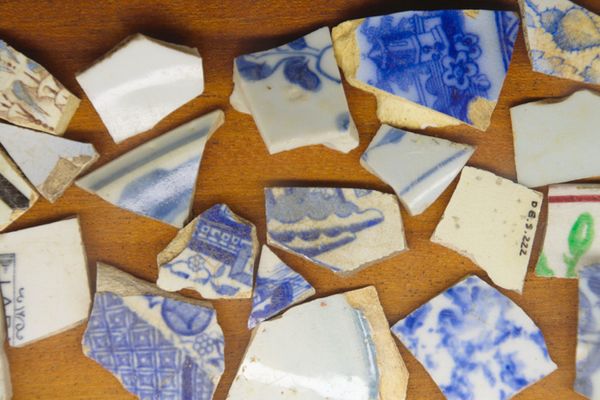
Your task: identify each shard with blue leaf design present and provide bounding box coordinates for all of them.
[83,262,225,400]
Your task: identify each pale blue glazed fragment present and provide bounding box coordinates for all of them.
[266,188,406,274]
[231,27,359,154]
[575,264,600,399]
[248,245,315,329]
[157,204,258,299]
[519,0,600,84]
[392,275,557,400]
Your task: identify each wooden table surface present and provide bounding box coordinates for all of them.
[2,0,598,399]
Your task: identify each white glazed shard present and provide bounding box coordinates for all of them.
[76,34,205,143]
[0,297,11,400]
[231,27,359,154]
[392,275,557,400]
[0,122,98,203]
[0,217,90,347]
[266,187,407,274]
[332,10,520,131]
[227,286,409,400]
[518,0,600,84]
[77,110,223,227]
[157,204,258,299]
[511,90,600,188]
[248,245,314,329]
[361,125,474,216]
[432,167,543,292]
[0,40,80,135]
[536,184,600,278]
[0,149,38,231]
[84,263,225,400]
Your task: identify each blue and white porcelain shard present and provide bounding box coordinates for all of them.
[266,188,407,274]
[157,204,258,299]
[76,34,205,143]
[227,286,409,400]
[230,27,359,154]
[361,125,475,216]
[76,110,224,227]
[83,262,224,400]
[332,10,520,131]
[248,245,315,329]
[575,264,600,399]
[0,122,98,203]
[392,275,557,400]
[518,0,600,84]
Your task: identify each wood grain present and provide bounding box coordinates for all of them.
[1,0,598,399]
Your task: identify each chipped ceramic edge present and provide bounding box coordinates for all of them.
[42,146,100,203]
[0,149,38,231]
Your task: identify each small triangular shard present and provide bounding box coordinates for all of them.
[248,245,314,329]
[0,122,98,203]
[76,110,224,227]
[361,125,474,216]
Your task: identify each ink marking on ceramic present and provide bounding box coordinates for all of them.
[0,253,25,343]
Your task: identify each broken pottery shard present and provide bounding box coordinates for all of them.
[361,125,474,216]
[0,149,38,231]
[432,167,542,292]
[227,286,409,400]
[537,184,600,278]
[575,264,600,399]
[157,204,258,299]
[511,90,600,188]
[0,298,11,400]
[230,27,359,154]
[518,0,600,84]
[266,188,407,274]
[0,218,90,347]
[392,275,557,400]
[248,245,315,329]
[0,122,98,203]
[84,263,224,400]
[76,34,204,143]
[332,10,519,131]
[77,110,223,227]
[0,40,80,135]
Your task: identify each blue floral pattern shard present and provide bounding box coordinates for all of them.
[392,275,556,400]
[248,246,315,329]
[83,292,224,400]
[576,264,600,399]
[157,204,258,299]
[519,0,600,84]
[354,10,519,128]
[266,188,406,274]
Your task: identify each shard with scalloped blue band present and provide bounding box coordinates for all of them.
[83,262,225,400]
[266,187,406,274]
[518,0,599,84]
[230,27,359,154]
[392,275,557,400]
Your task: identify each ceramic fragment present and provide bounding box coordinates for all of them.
[76,34,204,143]
[157,204,258,299]
[0,149,38,231]
[432,167,542,292]
[77,110,223,227]
[227,286,408,400]
[361,125,474,216]
[0,300,11,400]
[392,275,556,400]
[0,218,90,347]
[575,264,600,399]
[248,245,314,329]
[511,90,600,188]
[0,122,98,203]
[230,27,359,154]
[518,0,600,84]
[0,40,80,135]
[83,263,224,400]
[332,10,519,131]
[537,184,600,278]
[266,187,407,274]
